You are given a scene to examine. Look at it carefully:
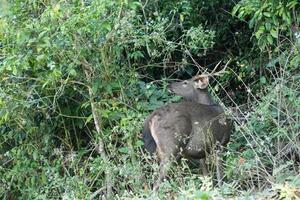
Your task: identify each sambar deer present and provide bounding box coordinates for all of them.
[142,74,232,190]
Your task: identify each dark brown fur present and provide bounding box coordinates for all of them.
[142,76,232,189]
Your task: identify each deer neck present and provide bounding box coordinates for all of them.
[193,89,216,105]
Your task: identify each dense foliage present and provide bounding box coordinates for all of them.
[0,0,299,199]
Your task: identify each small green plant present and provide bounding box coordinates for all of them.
[233,0,299,49]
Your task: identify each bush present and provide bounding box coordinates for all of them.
[0,0,299,199]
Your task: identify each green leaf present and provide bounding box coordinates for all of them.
[260,76,266,84]
[258,25,265,31]
[272,17,279,26]
[287,12,292,25]
[267,35,273,44]
[249,18,255,28]
[101,21,111,31]
[282,11,292,25]
[265,22,272,31]
[118,147,129,154]
[237,10,245,18]
[180,14,184,22]
[130,51,144,60]
[287,1,298,9]
[92,82,99,94]
[263,12,271,17]
[85,114,93,125]
[12,65,17,75]
[135,140,144,147]
[270,29,278,38]
[41,173,47,184]
[33,150,38,161]
[128,1,141,10]
[254,10,262,19]
[232,5,241,16]
[255,29,264,38]
[69,69,77,76]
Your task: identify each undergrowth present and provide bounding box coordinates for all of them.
[0,0,299,199]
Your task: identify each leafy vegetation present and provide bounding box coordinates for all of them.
[0,0,299,199]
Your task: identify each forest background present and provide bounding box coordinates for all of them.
[0,0,299,199]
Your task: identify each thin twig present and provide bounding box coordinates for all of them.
[90,187,106,200]
[82,60,113,199]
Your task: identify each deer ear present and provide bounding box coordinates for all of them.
[194,76,209,89]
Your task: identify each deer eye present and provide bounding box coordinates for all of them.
[183,81,188,84]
